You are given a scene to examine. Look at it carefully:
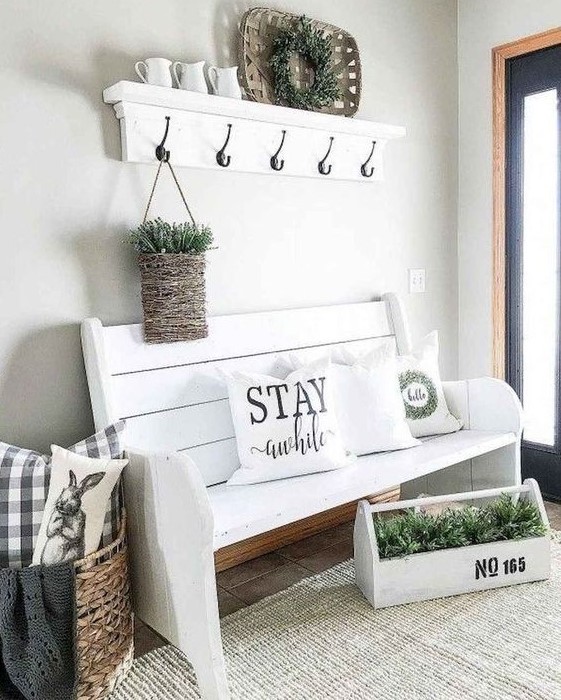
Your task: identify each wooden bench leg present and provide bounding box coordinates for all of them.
[144,451,231,699]
[162,535,230,699]
[184,584,230,700]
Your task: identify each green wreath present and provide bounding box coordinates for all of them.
[399,370,438,421]
[269,16,341,111]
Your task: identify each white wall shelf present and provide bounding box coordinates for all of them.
[103,81,406,183]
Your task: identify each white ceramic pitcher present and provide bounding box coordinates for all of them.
[135,58,173,87]
[207,66,242,99]
[172,60,208,93]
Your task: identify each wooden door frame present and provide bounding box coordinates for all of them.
[492,27,561,379]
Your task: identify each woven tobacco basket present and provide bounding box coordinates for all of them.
[239,7,362,117]
[136,160,209,344]
[74,513,133,699]
[139,252,207,343]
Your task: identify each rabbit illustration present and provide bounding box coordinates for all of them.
[41,469,105,566]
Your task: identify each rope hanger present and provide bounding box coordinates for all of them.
[143,117,197,225]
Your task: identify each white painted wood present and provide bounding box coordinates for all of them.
[82,297,523,497]
[370,483,531,513]
[466,377,522,492]
[182,439,239,488]
[80,295,526,700]
[80,318,115,429]
[468,377,524,434]
[209,430,516,548]
[525,477,549,526]
[102,301,391,375]
[382,292,412,355]
[355,479,550,609]
[353,500,378,607]
[103,81,405,182]
[373,537,550,608]
[124,449,230,699]
[85,300,394,486]
[113,337,394,487]
[425,460,474,498]
[111,336,392,419]
[104,82,406,138]
[442,381,470,429]
[124,400,233,454]
[400,381,471,499]
[401,377,523,500]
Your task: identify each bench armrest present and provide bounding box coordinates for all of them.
[123,449,216,646]
[443,377,523,437]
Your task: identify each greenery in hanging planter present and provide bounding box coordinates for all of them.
[129,218,214,255]
[374,494,547,560]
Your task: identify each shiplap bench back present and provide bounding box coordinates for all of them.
[80,293,523,700]
[83,295,404,487]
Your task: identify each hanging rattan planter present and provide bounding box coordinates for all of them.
[133,158,211,344]
[138,252,208,343]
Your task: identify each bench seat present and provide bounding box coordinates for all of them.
[209,429,517,548]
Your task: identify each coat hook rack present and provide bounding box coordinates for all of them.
[270,130,287,171]
[360,140,377,178]
[216,123,233,167]
[318,136,334,175]
[155,116,171,162]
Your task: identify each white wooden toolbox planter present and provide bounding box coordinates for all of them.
[103,81,405,182]
[81,293,523,700]
[355,479,550,610]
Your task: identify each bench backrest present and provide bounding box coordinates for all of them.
[81,293,411,486]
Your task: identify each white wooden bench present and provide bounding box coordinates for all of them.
[81,293,522,700]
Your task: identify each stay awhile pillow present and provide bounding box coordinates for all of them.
[33,446,128,566]
[224,359,353,485]
[0,421,125,569]
[281,346,419,456]
[396,332,462,438]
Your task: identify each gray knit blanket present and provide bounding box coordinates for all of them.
[0,562,76,700]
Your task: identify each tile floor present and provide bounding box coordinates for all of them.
[135,501,561,658]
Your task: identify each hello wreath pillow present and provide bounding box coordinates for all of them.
[224,359,353,485]
[396,332,462,438]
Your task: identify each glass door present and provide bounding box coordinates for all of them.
[506,45,561,498]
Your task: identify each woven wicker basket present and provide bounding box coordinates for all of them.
[74,514,133,699]
[239,7,362,117]
[138,253,208,344]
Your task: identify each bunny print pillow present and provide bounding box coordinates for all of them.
[32,446,127,566]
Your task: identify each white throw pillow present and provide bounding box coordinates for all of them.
[225,359,353,485]
[33,446,128,566]
[396,332,462,438]
[282,346,419,456]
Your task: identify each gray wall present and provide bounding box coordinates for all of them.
[458,0,561,377]
[0,0,458,452]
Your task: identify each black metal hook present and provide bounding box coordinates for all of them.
[270,130,287,171]
[216,123,232,167]
[155,116,171,162]
[360,140,377,178]
[318,136,334,175]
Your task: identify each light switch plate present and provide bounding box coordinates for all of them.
[409,268,426,294]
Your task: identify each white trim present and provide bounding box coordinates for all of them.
[103,81,405,182]
[104,81,406,139]
[81,318,115,428]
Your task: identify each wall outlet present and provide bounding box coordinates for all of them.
[408,268,426,294]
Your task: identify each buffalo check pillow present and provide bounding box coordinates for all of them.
[0,421,126,569]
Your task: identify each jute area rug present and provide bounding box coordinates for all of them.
[110,536,561,700]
